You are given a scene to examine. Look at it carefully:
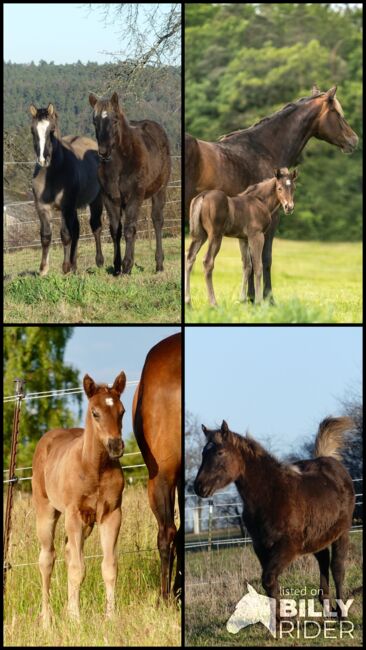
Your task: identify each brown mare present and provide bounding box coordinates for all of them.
[89,92,171,275]
[194,417,355,623]
[185,85,358,301]
[32,372,126,626]
[132,333,182,600]
[185,168,297,306]
[29,103,104,275]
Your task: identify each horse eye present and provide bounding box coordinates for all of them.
[92,409,99,418]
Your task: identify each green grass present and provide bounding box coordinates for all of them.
[4,486,181,646]
[185,535,363,646]
[4,238,181,323]
[185,239,362,323]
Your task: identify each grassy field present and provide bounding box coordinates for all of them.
[4,238,181,324]
[185,238,362,323]
[4,485,181,647]
[185,534,363,646]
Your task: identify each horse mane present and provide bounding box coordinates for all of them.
[218,93,325,142]
[230,429,301,475]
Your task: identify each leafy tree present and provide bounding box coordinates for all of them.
[3,327,82,472]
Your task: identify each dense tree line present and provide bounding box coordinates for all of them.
[185,3,362,241]
[4,60,181,153]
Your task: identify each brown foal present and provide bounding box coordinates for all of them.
[32,371,126,626]
[185,168,297,306]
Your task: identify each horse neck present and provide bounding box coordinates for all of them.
[81,411,109,471]
[234,447,282,513]
[255,178,279,213]
[252,101,321,167]
[116,111,134,156]
[50,127,64,168]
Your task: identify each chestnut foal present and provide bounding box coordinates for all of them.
[32,371,126,626]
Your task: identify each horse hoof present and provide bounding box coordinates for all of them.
[62,263,71,274]
[96,256,104,268]
[39,268,49,277]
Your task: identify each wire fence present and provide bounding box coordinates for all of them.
[3,156,181,273]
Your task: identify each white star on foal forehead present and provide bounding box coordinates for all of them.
[105,397,114,406]
[285,179,291,186]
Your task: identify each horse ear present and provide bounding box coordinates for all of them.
[47,103,55,117]
[201,424,208,436]
[112,371,126,395]
[292,168,298,181]
[29,104,37,117]
[83,374,97,398]
[274,168,282,179]
[311,84,321,96]
[326,86,337,101]
[221,420,229,437]
[111,92,119,110]
[89,93,98,108]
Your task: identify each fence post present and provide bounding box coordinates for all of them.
[3,378,25,594]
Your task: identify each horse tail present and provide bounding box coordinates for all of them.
[314,416,353,461]
[189,193,206,238]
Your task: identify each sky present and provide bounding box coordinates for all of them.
[185,326,362,458]
[64,326,181,438]
[4,3,179,65]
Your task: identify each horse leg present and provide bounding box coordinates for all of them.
[61,208,79,274]
[262,212,279,303]
[261,544,294,626]
[172,475,183,600]
[34,500,60,628]
[314,548,331,614]
[122,199,142,274]
[238,238,252,302]
[102,194,122,275]
[185,234,207,305]
[151,187,166,272]
[249,232,264,304]
[331,532,349,619]
[203,235,222,306]
[64,509,85,620]
[147,476,177,601]
[99,508,122,618]
[36,204,53,276]
[89,193,104,268]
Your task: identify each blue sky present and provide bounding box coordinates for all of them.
[185,326,362,457]
[64,326,181,439]
[4,3,179,65]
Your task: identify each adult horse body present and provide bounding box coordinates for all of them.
[89,92,171,275]
[186,168,297,306]
[194,417,355,623]
[32,371,126,626]
[132,333,182,599]
[30,103,104,275]
[185,86,358,301]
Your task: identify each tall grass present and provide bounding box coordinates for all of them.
[185,535,363,646]
[4,238,181,324]
[4,486,181,646]
[185,239,362,324]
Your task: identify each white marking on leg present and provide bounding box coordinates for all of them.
[105,398,114,406]
[37,120,50,166]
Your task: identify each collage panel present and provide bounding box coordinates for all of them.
[184,326,362,645]
[184,2,362,325]
[4,3,181,325]
[4,325,182,646]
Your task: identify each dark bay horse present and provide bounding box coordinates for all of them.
[185,85,358,301]
[186,168,297,306]
[132,333,182,600]
[32,371,126,626]
[89,92,171,275]
[194,417,355,623]
[29,103,104,275]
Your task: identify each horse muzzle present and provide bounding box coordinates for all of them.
[107,438,124,458]
[193,477,213,498]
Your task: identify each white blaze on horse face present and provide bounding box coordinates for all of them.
[105,397,114,406]
[37,120,50,166]
[101,110,108,119]
[285,180,291,186]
